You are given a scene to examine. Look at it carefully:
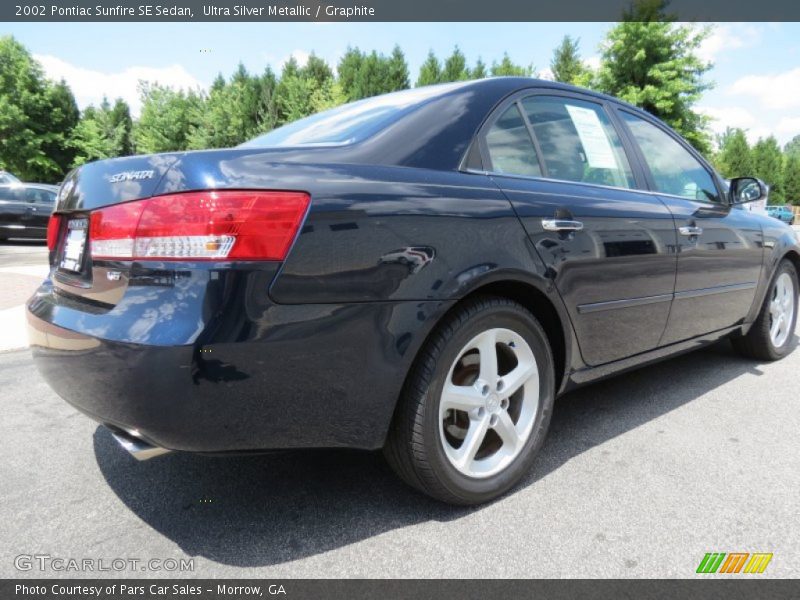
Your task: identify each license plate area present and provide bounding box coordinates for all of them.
[59,217,89,272]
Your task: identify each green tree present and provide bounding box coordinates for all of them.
[712,128,753,179]
[471,58,487,80]
[109,98,134,156]
[274,57,313,125]
[337,47,365,101]
[351,51,386,99]
[784,134,800,160]
[70,98,133,166]
[338,46,409,101]
[752,136,785,203]
[596,0,713,153]
[0,36,79,182]
[784,154,800,205]
[133,82,202,153]
[385,45,410,92]
[302,53,333,88]
[188,63,277,149]
[441,46,470,82]
[490,53,533,77]
[550,35,588,85]
[417,50,442,86]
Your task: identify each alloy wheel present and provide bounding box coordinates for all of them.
[438,327,539,479]
[770,272,796,348]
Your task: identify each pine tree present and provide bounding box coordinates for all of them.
[550,36,588,85]
[441,46,470,82]
[416,50,442,87]
[471,58,487,80]
[385,45,410,92]
[784,135,800,160]
[752,136,786,203]
[490,53,532,77]
[70,97,133,166]
[784,154,800,205]
[713,128,753,179]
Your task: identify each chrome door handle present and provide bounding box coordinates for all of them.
[679,226,703,236]
[542,219,584,232]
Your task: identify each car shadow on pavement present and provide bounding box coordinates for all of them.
[93,338,783,567]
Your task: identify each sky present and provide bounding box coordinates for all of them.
[4,22,800,147]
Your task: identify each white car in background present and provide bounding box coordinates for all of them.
[0,171,21,185]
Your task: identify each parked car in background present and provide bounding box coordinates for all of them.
[0,171,21,185]
[0,183,58,241]
[27,78,800,505]
[767,205,795,225]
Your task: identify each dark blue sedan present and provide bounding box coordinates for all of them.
[27,78,800,504]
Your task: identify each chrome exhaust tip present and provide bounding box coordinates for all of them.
[111,429,171,461]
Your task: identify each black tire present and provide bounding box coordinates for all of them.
[732,259,798,360]
[384,295,555,505]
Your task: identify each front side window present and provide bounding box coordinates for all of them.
[620,111,720,203]
[484,104,542,177]
[521,96,635,189]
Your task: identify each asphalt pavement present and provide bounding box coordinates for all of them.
[0,236,799,578]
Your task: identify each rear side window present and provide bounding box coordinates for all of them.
[485,104,542,177]
[620,111,720,203]
[521,96,635,189]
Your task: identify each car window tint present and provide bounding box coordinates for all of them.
[521,96,634,189]
[621,111,719,203]
[485,104,541,177]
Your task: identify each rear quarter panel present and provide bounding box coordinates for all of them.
[154,155,552,304]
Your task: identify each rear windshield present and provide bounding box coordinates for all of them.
[241,83,469,148]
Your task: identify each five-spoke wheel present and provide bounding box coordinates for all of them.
[769,272,796,348]
[733,259,798,361]
[439,328,539,478]
[385,296,555,505]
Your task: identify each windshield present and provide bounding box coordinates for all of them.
[241,83,470,149]
[0,172,20,184]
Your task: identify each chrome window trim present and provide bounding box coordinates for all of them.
[462,168,664,198]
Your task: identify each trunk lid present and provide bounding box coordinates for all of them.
[50,153,182,303]
[55,153,182,213]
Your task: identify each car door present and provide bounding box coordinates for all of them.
[477,92,678,366]
[24,187,55,235]
[616,109,764,344]
[0,185,27,238]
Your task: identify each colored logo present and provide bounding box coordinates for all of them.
[696,552,773,574]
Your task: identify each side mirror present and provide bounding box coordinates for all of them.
[729,177,767,205]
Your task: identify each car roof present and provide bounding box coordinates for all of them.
[430,76,650,116]
[0,182,58,191]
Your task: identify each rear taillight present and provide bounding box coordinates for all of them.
[89,190,310,261]
[47,214,61,251]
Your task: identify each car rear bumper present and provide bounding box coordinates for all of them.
[27,269,446,453]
